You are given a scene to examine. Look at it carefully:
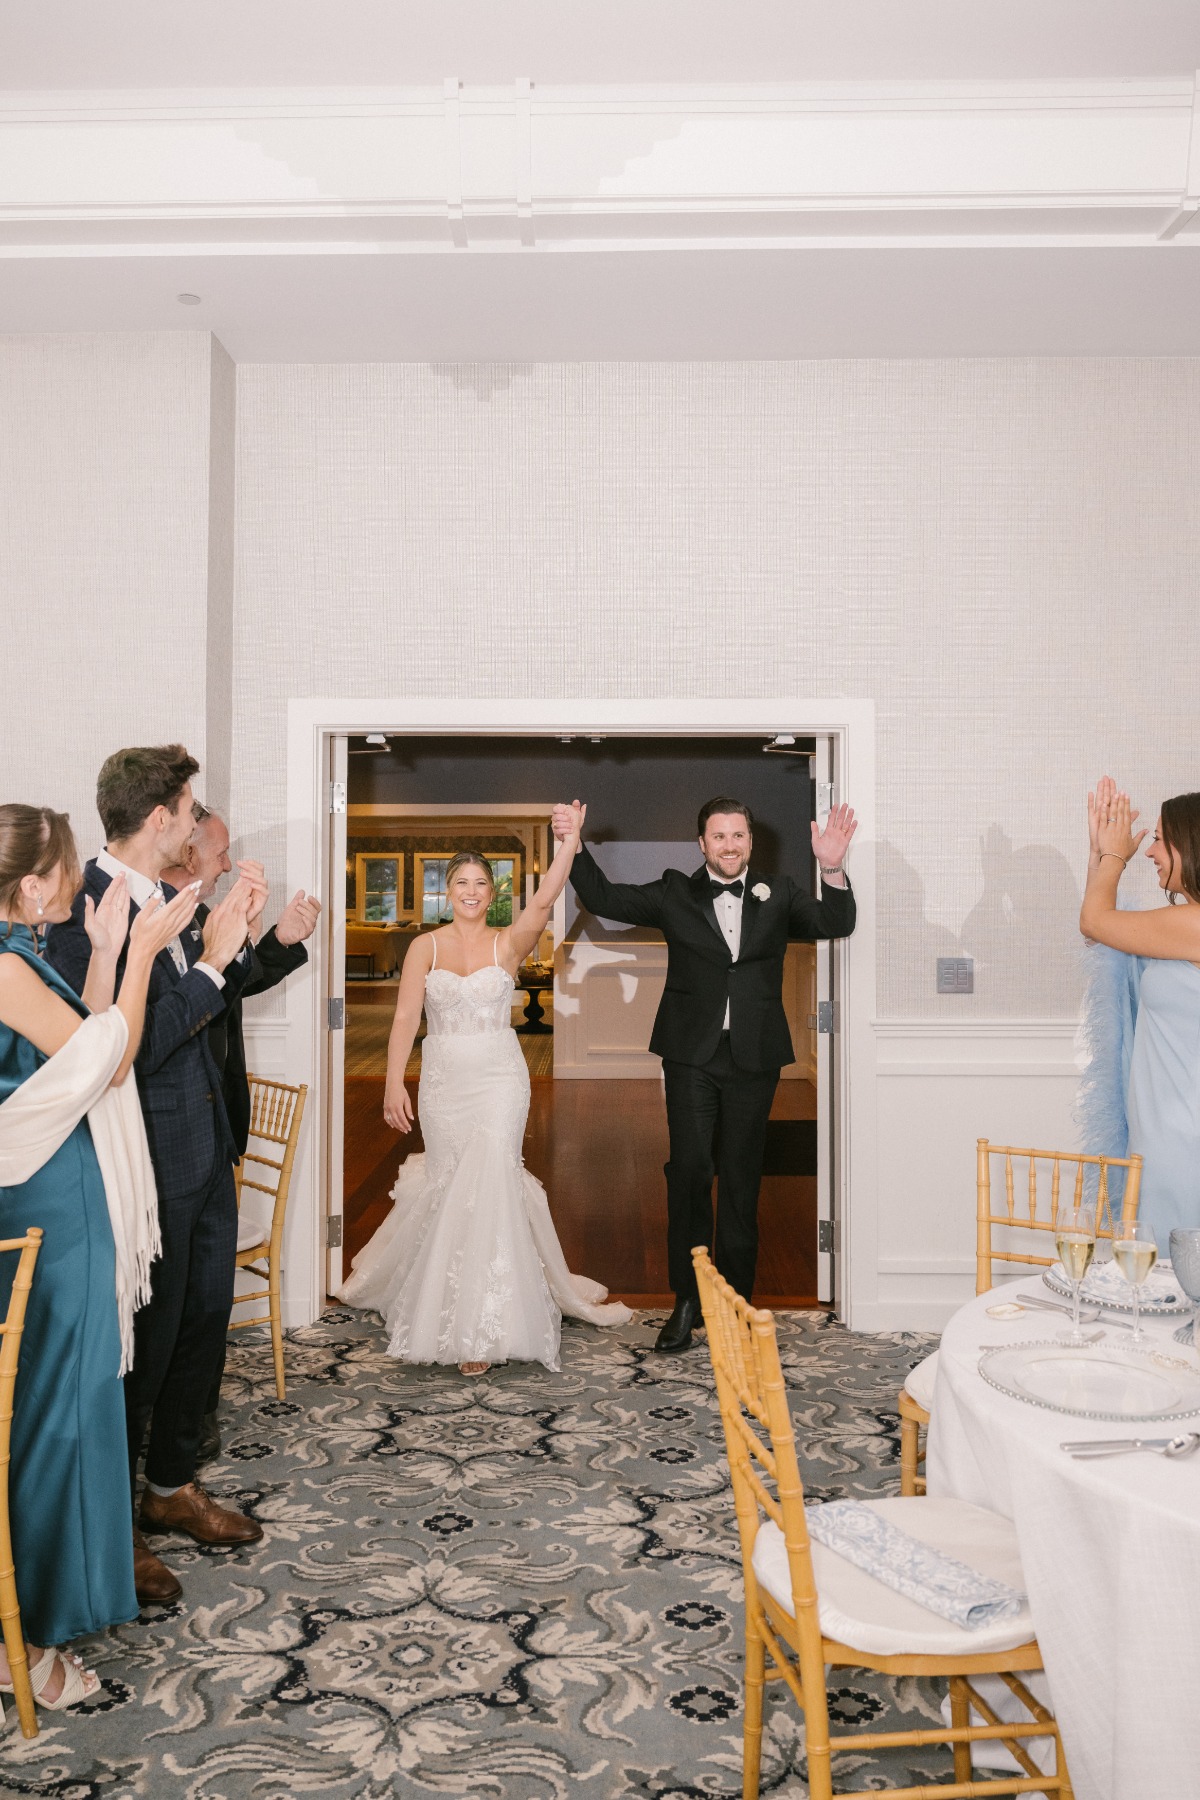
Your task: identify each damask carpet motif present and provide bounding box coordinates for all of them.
[0,1311,945,1799]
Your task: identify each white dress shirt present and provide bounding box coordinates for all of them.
[708,871,744,1030]
[96,848,224,989]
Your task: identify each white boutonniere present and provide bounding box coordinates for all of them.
[751,882,771,901]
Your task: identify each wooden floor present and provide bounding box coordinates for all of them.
[342,1074,820,1306]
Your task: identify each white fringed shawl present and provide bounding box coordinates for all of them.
[0,1007,160,1374]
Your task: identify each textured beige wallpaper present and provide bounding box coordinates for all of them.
[230,359,1199,1018]
[0,333,216,849]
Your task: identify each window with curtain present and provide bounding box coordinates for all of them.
[360,856,400,922]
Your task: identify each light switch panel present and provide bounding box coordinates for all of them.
[936,957,974,995]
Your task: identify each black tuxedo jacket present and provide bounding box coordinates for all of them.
[568,843,856,1072]
[196,904,308,1158]
[45,860,252,1200]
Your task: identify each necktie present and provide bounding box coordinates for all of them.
[708,878,745,900]
[154,886,189,976]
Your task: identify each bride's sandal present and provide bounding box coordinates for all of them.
[459,1362,490,1377]
[0,1648,100,1712]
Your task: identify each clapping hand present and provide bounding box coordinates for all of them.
[129,883,201,960]
[201,884,252,970]
[1088,775,1143,865]
[551,800,586,848]
[234,858,270,931]
[84,873,130,958]
[811,802,858,871]
[1093,784,1146,867]
[275,889,322,947]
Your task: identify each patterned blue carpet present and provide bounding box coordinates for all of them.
[0,1310,943,1798]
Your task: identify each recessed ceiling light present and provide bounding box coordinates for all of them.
[177,293,202,306]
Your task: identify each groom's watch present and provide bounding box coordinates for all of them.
[818,863,846,878]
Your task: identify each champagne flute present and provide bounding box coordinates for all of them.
[1169,1229,1200,1353]
[1055,1206,1097,1346]
[1111,1216,1157,1347]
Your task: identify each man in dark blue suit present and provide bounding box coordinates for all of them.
[47,745,264,1606]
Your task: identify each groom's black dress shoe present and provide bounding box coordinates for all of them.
[654,1297,702,1354]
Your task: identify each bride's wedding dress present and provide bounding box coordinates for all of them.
[336,937,632,1368]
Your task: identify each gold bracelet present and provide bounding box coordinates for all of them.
[1099,851,1128,866]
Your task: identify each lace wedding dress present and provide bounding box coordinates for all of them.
[336,939,632,1369]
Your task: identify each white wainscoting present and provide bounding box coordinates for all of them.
[861,1019,1082,1332]
[553,938,818,1079]
[554,938,667,1078]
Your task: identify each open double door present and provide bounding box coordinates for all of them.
[321,729,842,1309]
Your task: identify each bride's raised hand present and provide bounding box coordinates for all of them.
[383,1078,414,1134]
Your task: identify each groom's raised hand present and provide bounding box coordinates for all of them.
[811,802,858,879]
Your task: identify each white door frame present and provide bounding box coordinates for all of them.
[279,697,878,1330]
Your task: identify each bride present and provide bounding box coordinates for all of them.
[336,807,631,1374]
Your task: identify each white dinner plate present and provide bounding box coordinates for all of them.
[1043,1258,1187,1315]
[978,1340,1200,1421]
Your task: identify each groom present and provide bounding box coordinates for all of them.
[553,794,857,1352]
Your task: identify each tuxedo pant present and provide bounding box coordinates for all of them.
[662,1034,779,1303]
[125,1155,238,1495]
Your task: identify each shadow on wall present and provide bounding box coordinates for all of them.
[879,828,1083,1018]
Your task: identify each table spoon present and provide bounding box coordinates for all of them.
[1062,1433,1200,1460]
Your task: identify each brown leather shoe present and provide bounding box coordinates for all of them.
[132,1527,183,1604]
[139,1481,264,1546]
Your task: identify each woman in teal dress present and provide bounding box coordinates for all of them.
[1081,778,1200,1252]
[0,804,196,1712]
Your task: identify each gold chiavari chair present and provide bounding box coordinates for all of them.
[694,1247,1074,1800]
[0,1228,43,1740]
[229,1079,307,1400]
[898,1140,1143,1497]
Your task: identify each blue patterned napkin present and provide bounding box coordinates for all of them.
[806,1502,1025,1630]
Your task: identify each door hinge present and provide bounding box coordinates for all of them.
[324,1215,343,1248]
[817,1219,836,1255]
[327,997,345,1030]
[816,1001,838,1034]
[329,780,347,814]
[816,781,834,816]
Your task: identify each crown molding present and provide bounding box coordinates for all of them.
[1,76,1198,256]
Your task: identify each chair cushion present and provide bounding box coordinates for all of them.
[902,1348,939,1411]
[237,1216,268,1254]
[751,1497,1036,1658]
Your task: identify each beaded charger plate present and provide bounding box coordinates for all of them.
[979,1340,1200,1422]
[1043,1257,1188,1315]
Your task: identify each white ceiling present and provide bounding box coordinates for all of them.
[3,0,1200,89]
[3,247,1199,363]
[2,5,1198,363]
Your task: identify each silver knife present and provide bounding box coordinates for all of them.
[1060,1436,1174,1453]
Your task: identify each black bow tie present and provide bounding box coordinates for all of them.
[708,877,745,900]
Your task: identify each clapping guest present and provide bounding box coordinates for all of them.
[162,802,321,1457]
[45,747,263,1608]
[1081,776,1200,1251]
[0,804,197,1711]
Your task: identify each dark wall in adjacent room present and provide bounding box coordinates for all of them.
[348,735,818,878]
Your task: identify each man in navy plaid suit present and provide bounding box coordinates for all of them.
[47,745,266,1606]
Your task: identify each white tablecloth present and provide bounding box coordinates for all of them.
[927,1278,1200,1800]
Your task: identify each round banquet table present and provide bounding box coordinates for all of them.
[927,1276,1200,1800]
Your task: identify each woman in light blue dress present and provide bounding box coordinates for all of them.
[1080,778,1200,1251]
[0,804,196,1715]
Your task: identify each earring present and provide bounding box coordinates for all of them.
[35,891,44,918]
